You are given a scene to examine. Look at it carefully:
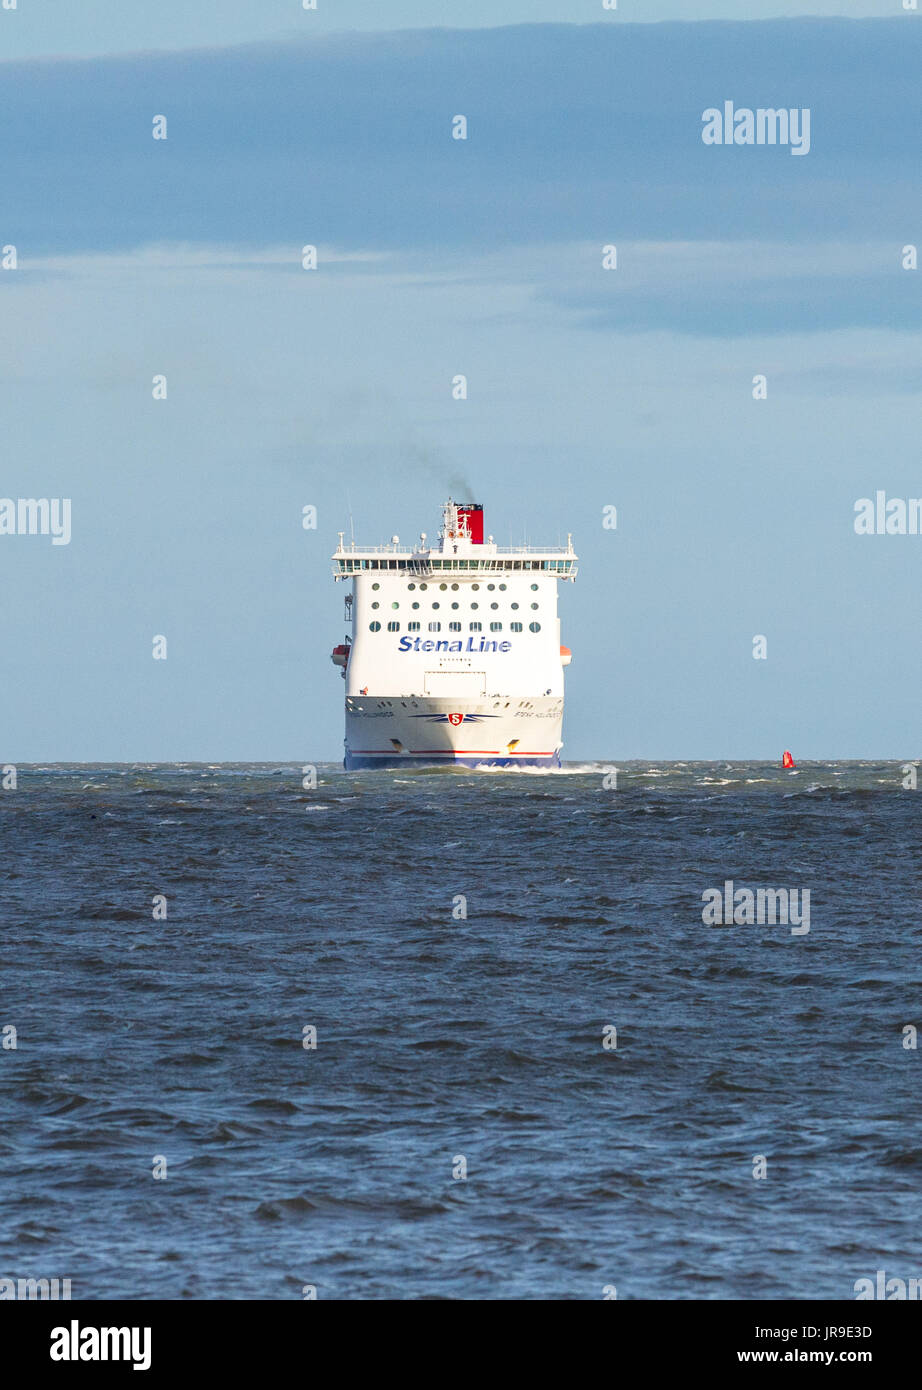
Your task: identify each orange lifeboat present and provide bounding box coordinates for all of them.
[331,643,350,669]
[560,645,572,667]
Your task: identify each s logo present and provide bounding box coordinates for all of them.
[447,713,464,726]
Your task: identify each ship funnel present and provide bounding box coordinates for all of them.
[456,503,484,545]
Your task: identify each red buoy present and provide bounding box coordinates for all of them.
[782,750,796,769]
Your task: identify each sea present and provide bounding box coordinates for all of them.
[1,761,920,1300]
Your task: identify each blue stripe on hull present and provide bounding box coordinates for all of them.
[344,753,561,771]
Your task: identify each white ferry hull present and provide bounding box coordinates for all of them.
[344,695,563,770]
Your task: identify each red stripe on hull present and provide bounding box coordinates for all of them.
[351,749,556,756]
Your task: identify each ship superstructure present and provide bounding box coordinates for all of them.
[330,501,577,769]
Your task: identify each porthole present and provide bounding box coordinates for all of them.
[391,602,399,609]
[499,583,507,591]
[439,583,448,591]
[408,622,420,632]
[387,621,400,632]
[432,601,440,610]
[530,583,538,591]
[511,622,523,632]
[419,583,428,591]
[471,602,479,610]
[472,584,480,591]
[451,602,459,610]
[429,622,441,632]
[531,603,539,610]
[372,583,380,591]
[490,602,498,610]
[369,621,381,632]
[490,622,502,632]
[412,602,420,610]
[451,583,459,591]
[371,601,380,610]
[449,622,461,632]
[511,602,519,610]
[529,621,541,633]
[408,583,416,591]
[469,622,482,632]
[487,583,495,591]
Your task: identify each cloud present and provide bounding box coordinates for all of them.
[535,240,922,337]
[11,235,921,341]
[3,20,920,258]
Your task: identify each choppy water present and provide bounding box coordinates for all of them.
[2,761,921,1299]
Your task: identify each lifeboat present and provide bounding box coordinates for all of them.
[560,645,572,666]
[331,643,350,669]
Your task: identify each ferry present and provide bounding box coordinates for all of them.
[330,501,577,769]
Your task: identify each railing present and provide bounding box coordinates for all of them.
[332,557,578,579]
[333,543,575,557]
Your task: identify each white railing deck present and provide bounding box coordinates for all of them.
[333,544,575,557]
[333,558,578,580]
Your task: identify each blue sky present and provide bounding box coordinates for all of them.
[2,9,921,760]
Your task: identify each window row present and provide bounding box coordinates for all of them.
[372,581,540,592]
[341,560,569,572]
[371,601,539,611]
[368,621,541,634]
